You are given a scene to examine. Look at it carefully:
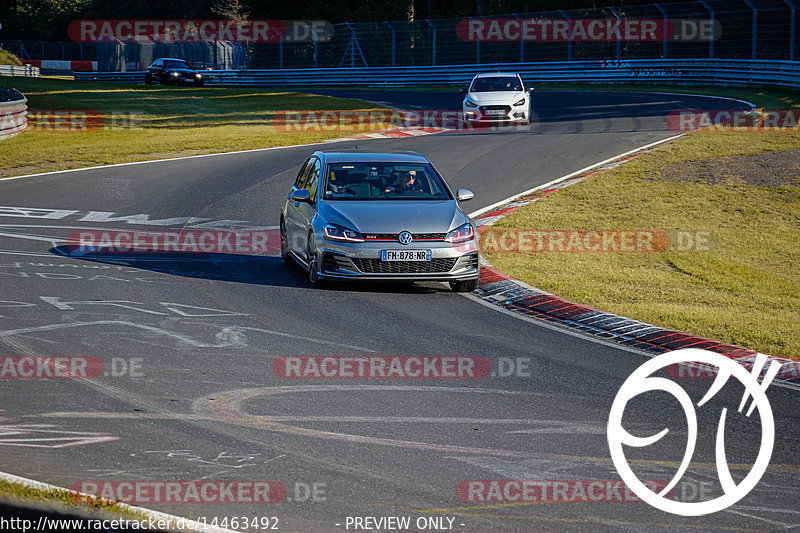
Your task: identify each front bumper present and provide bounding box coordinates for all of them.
[316,239,480,282]
[463,103,527,123]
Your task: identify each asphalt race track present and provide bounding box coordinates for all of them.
[1,90,797,532]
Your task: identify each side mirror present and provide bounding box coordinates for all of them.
[527,87,534,93]
[460,87,468,94]
[456,188,474,202]
[290,189,312,203]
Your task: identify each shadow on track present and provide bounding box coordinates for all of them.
[49,246,447,294]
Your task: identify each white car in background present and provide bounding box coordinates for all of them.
[461,72,533,124]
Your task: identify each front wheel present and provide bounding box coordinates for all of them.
[449,279,478,292]
[279,218,292,265]
[144,73,153,85]
[307,232,320,285]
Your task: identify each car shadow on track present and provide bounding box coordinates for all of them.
[49,247,449,294]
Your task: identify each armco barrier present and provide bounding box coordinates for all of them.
[22,60,96,72]
[74,59,800,89]
[0,89,28,140]
[0,64,40,77]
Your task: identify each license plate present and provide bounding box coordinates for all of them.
[485,109,505,115]
[381,249,431,261]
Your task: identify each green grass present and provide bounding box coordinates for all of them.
[484,129,800,359]
[0,78,390,178]
[0,478,148,520]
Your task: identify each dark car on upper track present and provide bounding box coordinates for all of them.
[144,58,205,86]
[280,151,480,292]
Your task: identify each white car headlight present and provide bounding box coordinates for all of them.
[444,223,474,244]
[324,224,365,243]
[513,98,526,106]
[465,100,478,108]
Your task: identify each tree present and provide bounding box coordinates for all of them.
[211,0,249,20]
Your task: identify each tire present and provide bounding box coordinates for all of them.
[279,217,292,266]
[307,231,320,285]
[195,80,204,87]
[449,278,478,292]
[144,74,153,85]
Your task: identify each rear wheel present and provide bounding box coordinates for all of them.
[449,279,478,292]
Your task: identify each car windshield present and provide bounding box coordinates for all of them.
[471,76,522,92]
[163,60,189,69]
[323,162,452,200]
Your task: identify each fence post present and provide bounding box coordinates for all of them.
[385,22,396,66]
[699,0,715,58]
[426,20,437,65]
[313,25,319,68]
[512,13,524,62]
[279,38,284,69]
[742,0,758,59]
[609,7,622,60]
[653,3,668,59]
[782,0,797,60]
[469,17,480,63]
[558,11,573,61]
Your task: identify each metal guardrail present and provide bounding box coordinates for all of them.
[0,64,40,77]
[75,59,800,89]
[0,93,28,140]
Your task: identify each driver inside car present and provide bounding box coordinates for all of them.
[384,170,421,194]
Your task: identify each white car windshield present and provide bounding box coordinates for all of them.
[470,77,522,91]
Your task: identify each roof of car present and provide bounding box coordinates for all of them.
[315,151,430,164]
[473,72,521,78]
[158,58,188,62]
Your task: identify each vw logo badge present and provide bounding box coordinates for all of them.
[398,231,413,245]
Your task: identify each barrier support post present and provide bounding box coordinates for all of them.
[699,0,715,58]
[742,0,758,59]
[654,3,668,59]
[783,0,797,60]
[559,10,573,61]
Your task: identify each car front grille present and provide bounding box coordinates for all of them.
[363,233,446,241]
[352,257,457,274]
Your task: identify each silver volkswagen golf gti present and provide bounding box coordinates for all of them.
[280,151,480,292]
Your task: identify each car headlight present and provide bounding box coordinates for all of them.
[444,223,474,243]
[465,100,478,108]
[195,73,202,78]
[324,224,365,243]
[170,71,180,77]
[513,98,526,106]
